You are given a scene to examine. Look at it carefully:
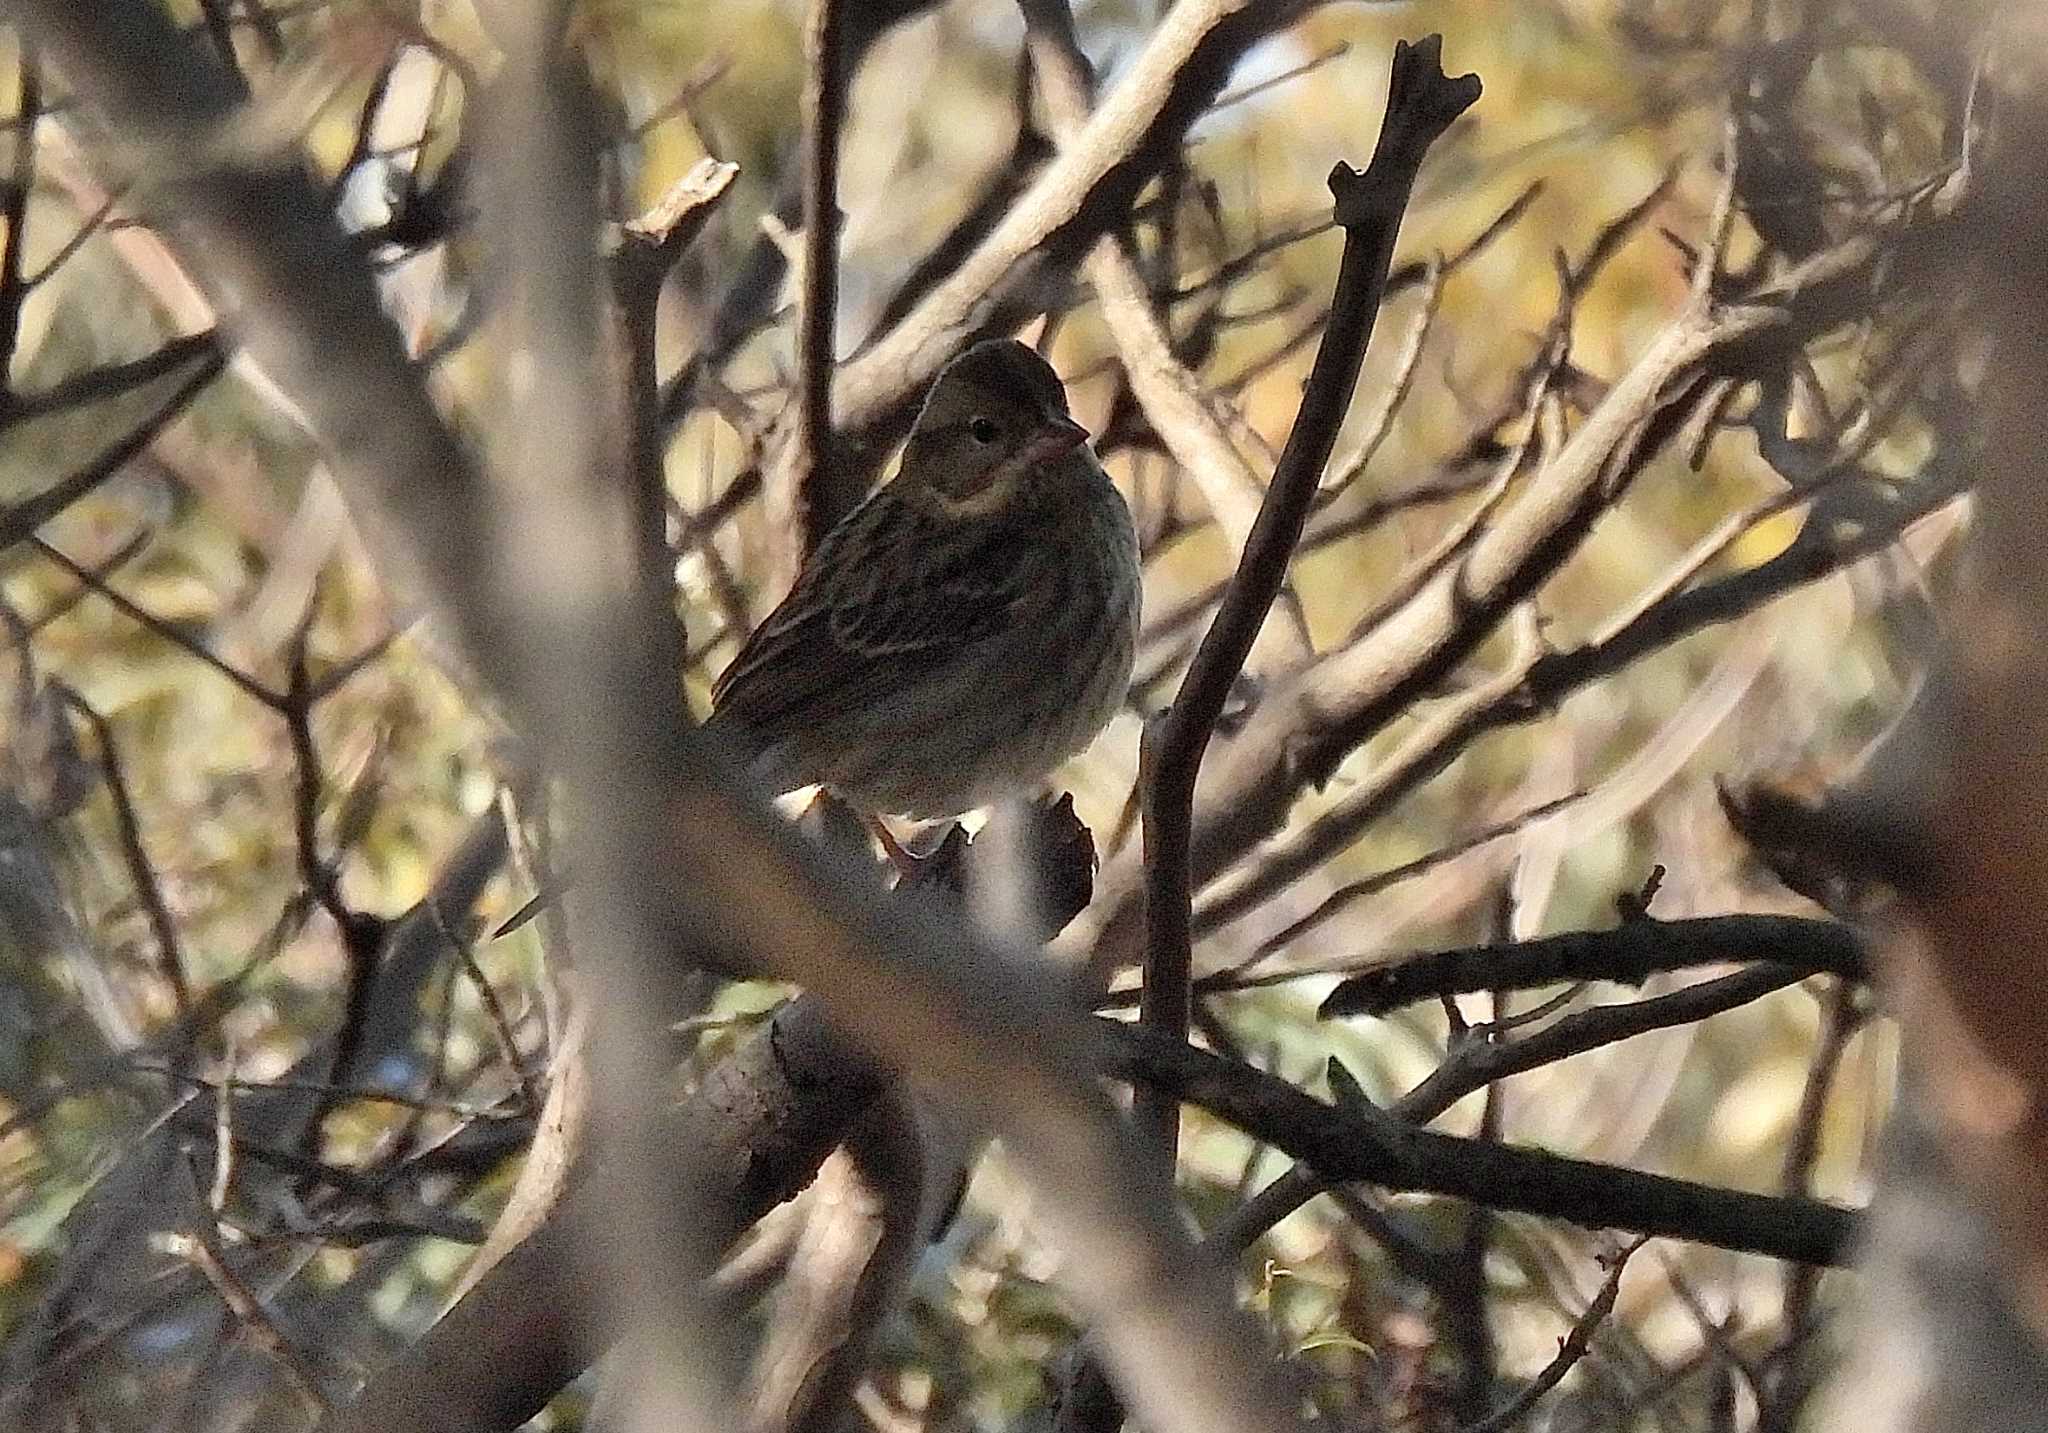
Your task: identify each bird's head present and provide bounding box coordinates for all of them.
[897,339,1091,518]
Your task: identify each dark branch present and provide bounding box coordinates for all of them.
[1137,34,1479,1152]
[1098,1020,1859,1267]
[0,346,226,554]
[1391,964,1815,1126]
[1320,914,1868,1018]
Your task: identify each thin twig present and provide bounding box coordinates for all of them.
[29,535,283,708]
[1449,1053,1503,1422]
[627,57,730,140]
[1762,979,1866,1428]
[1657,1251,1769,1411]
[285,611,352,936]
[25,526,153,632]
[52,682,193,1016]
[0,346,225,550]
[428,895,541,1116]
[24,182,123,288]
[1456,1237,1647,1433]
[171,1157,331,1416]
[1390,964,1813,1126]
[1316,252,1445,505]
[281,609,390,1156]
[306,633,397,702]
[1211,40,1350,111]
[1232,788,1587,976]
[1338,321,1566,645]
[133,1060,521,1121]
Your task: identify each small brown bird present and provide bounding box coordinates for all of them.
[705,339,1140,819]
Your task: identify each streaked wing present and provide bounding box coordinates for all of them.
[710,492,1049,749]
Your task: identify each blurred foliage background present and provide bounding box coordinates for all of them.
[0,0,1968,1428]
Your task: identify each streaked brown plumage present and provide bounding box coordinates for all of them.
[705,339,1140,818]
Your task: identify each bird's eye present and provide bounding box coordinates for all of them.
[970,417,1001,445]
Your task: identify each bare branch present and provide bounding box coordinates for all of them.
[1390,964,1814,1126]
[51,681,192,1016]
[168,1153,331,1416]
[0,345,225,554]
[29,535,282,709]
[787,0,852,564]
[612,157,740,597]
[1136,36,1479,1153]
[1021,0,1272,558]
[1456,1237,1647,1433]
[1319,914,1867,1019]
[829,0,1336,453]
[1097,1021,1858,1266]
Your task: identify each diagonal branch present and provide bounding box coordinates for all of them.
[826,0,1336,460]
[1019,0,1270,556]
[1134,36,1478,1153]
[1456,1237,1646,1433]
[0,343,226,554]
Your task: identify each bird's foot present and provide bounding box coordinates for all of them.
[864,814,924,880]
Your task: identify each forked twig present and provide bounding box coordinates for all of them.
[1133,17,1480,1220]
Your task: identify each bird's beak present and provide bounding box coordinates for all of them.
[1029,413,1091,463]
